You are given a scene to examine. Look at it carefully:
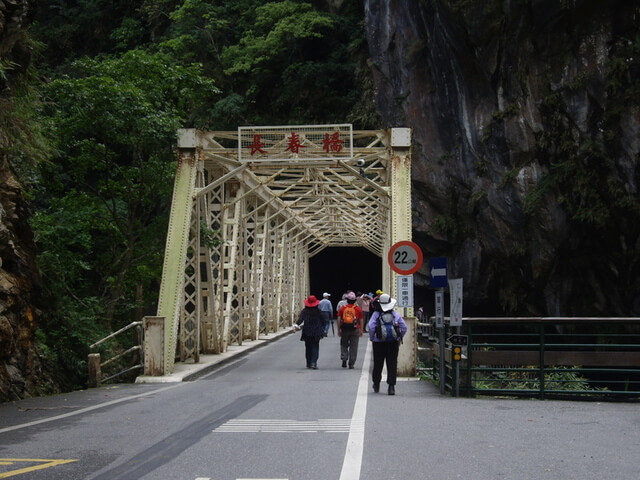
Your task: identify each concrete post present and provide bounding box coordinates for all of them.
[397,316,417,377]
[143,316,165,376]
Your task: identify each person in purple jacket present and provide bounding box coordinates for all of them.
[367,293,407,395]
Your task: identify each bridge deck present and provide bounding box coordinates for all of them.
[2,333,638,480]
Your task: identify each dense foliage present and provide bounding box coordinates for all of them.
[25,0,373,388]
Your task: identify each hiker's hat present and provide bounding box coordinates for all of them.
[378,293,397,312]
[304,295,320,307]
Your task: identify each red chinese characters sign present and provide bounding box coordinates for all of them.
[239,124,353,161]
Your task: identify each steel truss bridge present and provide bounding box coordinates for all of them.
[149,126,415,376]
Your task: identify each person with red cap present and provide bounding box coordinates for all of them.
[292,295,325,369]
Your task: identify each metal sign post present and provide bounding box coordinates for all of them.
[448,278,463,396]
[427,257,449,394]
[435,289,446,394]
[429,257,449,395]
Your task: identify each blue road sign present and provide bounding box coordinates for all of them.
[429,257,448,288]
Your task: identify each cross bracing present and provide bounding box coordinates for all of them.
[154,126,412,374]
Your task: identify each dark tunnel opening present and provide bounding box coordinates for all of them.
[308,247,382,308]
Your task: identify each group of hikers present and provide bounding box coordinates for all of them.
[292,290,407,396]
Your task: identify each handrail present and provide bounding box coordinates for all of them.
[88,321,144,386]
[90,321,143,348]
[100,345,142,368]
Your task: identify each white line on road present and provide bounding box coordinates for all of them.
[213,418,354,433]
[338,339,372,480]
[0,384,182,434]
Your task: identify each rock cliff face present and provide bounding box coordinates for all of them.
[365,0,640,315]
[0,159,51,401]
[0,0,57,401]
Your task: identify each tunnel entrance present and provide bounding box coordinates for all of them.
[309,247,382,305]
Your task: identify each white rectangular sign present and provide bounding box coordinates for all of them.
[449,278,463,326]
[396,275,414,307]
[435,290,444,328]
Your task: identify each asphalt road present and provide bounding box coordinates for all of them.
[1,333,639,480]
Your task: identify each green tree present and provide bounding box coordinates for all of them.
[33,0,148,67]
[216,0,367,126]
[32,49,219,386]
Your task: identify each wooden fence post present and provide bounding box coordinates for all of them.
[88,353,101,387]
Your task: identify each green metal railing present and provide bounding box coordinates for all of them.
[431,318,640,400]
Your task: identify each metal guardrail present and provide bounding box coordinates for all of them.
[88,321,144,386]
[428,317,640,400]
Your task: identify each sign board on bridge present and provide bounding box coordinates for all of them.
[396,275,414,307]
[449,278,463,326]
[388,241,423,275]
[448,334,468,346]
[435,290,444,328]
[238,124,353,162]
[429,257,448,288]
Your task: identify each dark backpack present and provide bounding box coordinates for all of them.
[376,311,399,342]
[341,304,357,329]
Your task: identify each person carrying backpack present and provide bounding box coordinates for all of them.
[367,293,407,395]
[337,291,364,369]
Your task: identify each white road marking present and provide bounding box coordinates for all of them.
[338,339,371,480]
[214,418,354,433]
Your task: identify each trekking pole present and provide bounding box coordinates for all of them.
[331,319,335,335]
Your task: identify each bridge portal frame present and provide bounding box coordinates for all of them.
[154,127,414,375]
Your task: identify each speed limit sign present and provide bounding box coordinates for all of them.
[388,241,423,275]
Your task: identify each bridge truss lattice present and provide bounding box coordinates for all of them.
[155,126,413,374]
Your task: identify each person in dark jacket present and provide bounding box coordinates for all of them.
[293,295,325,369]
